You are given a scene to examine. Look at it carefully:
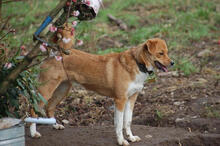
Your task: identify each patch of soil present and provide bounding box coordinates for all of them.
[97,37,123,50]
[25,125,220,146]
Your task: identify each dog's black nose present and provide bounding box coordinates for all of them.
[170,61,174,66]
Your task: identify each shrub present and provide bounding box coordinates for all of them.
[0,49,45,118]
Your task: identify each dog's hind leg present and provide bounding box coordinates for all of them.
[123,93,141,143]
[30,78,62,138]
[29,108,41,138]
[46,81,72,130]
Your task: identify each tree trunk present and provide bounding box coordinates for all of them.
[0,42,40,95]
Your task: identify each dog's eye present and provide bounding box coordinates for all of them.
[159,52,164,55]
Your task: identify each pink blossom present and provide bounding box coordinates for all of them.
[49,24,57,32]
[72,11,80,17]
[4,62,12,69]
[21,51,28,56]
[72,21,78,27]
[43,42,48,46]
[72,0,77,2]
[218,40,220,46]
[20,45,26,50]
[71,28,75,36]
[10,29,15,32]
[20,45,28,56]
[86,0,90,5]
[76,40,83,46]
[66,1,70,6]
[10,29,16,35]
[39,44,47,52]
[55,56,62,61]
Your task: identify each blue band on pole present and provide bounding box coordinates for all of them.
[34,16,53,36]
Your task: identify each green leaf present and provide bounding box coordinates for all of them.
[33,99,39,113]
[5,110,14,117]
[17,79,25,89]
[38,93,47,105]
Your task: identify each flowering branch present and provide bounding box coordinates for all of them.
[0,1,68,96]
[2,0,24,4]
[0,0,101,96]
[0,16,13,33]
[0,28,15,41]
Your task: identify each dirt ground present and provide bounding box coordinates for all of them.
[25,125,220,146]
[25,40,220,145]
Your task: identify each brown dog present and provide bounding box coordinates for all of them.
[30,24,173,146]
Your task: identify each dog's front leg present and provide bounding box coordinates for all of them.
[124,93,141,143]
[114,97,129,146]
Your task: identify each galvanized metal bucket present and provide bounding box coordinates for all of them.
[0,123,25,146]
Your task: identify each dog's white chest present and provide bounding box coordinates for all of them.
[127,72,148,97]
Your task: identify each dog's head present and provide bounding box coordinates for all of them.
[53,23,75,49]
[133,38,174,72]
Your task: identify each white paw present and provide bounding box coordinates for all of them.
[53,123,65,130]
[128,135,141,142]
[118,139,129,146]
[31,131,41,138]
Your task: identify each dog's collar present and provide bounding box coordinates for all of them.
[132,44,154,75]
[135,60,154,75]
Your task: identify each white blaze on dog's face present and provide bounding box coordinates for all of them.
[56,23,75,45]
[62,37,71,43]
[145,38,173,72]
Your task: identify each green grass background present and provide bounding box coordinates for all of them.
[2,0,220,75]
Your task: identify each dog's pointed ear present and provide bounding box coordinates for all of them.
[57,33,62,39]
[56,28,63,40]
[145,39,157,54]
[64,22,68,28]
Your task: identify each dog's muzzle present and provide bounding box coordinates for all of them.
[154,61,168,72]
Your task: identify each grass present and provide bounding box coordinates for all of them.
[155,110,163,120]
[97,47,127,55]
[130,26,161,44]
[2,0,219,75]
[2,0,59,47]
[205,106,220,118]
[174,57,198,76]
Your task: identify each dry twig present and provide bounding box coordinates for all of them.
[2,0,24,4]
[107,14,127,31]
